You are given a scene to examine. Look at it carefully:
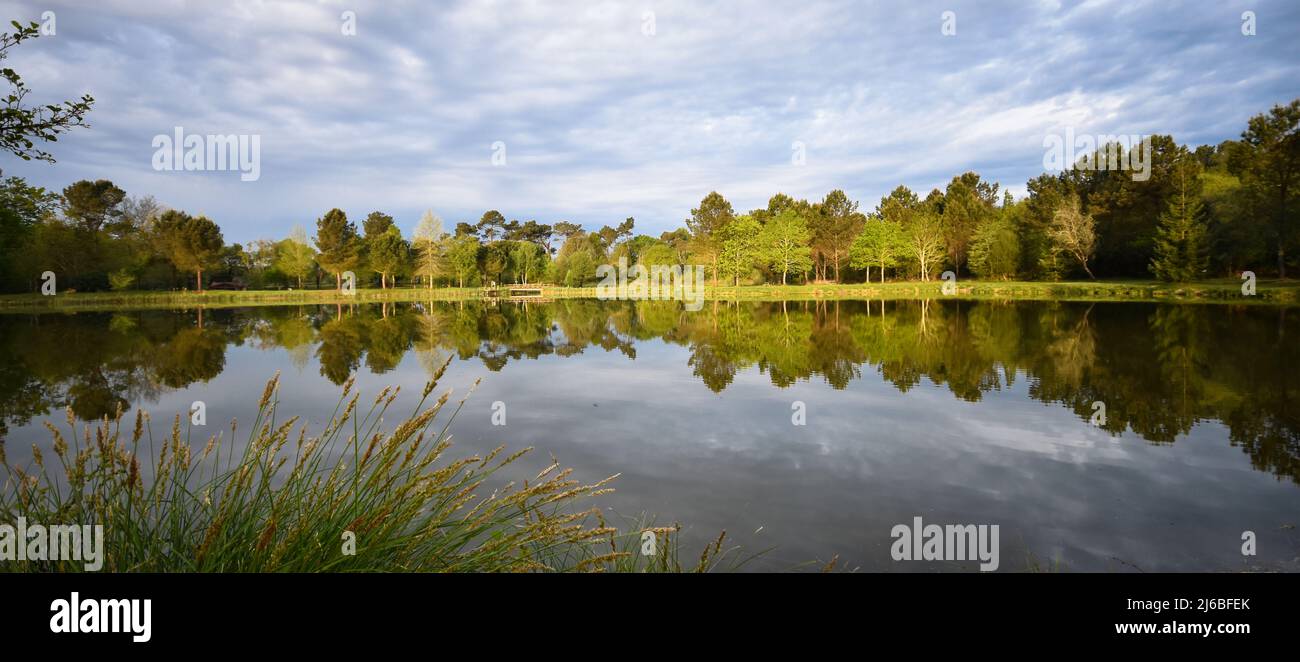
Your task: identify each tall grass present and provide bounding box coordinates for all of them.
[0,361,749,572]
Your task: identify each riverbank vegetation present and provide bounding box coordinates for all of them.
[0,368,748,572]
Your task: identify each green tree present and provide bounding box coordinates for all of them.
[276,224,317,289]
[447,234,481,288]
[515,220,554,254]
[1021,174,1073,278]
[0,173,58,288]
[563,250,595,287]
[687,191,735,283]
[718,214,762,285]
[155,210,224,291]
[480,242,510,285]
[477,210,507,242]
[942,172,999,275]
[362,211,395,237]
[1201,151,1266,276]
[0,21,95,162]
[762,209,813,284]
[968,194,1021,280]
[365,214,407,289]
[660,228,693,264]
[61,180,126,233]
[550,231,601,286]
[814,189,865,282]
[314,208,361,291]
[851,217,906,283]
[1150,155,1209,282]
[1228,99,1300,277]
[1081,135,1183,277]
[552,221,583,245]
[1047,195,1097,279]
[635,241,677,272]
[412,210,447,288]
[892,188,946,281]
[511,241,545,284]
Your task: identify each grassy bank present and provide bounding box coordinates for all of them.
[706,278,1300,304]
[0,365,748,572]
[0,278,1295,312]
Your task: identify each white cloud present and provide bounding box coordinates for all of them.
[1,0,1296,239]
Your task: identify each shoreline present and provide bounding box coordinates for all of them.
[0,279,1295,313]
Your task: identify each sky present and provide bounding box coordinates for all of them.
[2,0,1297,244]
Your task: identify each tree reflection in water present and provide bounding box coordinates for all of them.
[0,299,1295,482]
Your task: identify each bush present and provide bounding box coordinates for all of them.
[108,268,137,291]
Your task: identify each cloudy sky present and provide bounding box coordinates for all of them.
[2,0,1297,243]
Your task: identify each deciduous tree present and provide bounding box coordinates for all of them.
[687,191,735,283]
[0,21,95,162]
[763,209,812,285]
[1048,196,1097,279]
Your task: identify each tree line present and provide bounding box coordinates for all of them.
[2,96,1296,292]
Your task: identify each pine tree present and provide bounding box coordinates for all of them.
[1150,157,1208,282]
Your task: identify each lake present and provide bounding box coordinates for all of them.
[1,298,1296,571]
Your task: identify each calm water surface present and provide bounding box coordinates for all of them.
[1,298,1297,571]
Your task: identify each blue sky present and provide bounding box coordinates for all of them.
[2,0,1297,243]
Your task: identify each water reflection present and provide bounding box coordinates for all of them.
[0,299,1296,484]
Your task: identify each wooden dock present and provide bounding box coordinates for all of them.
[481,287,549,301]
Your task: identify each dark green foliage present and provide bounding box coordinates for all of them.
[314,208,361,289]
[154,210,224,291]
[1150,154,1209,282]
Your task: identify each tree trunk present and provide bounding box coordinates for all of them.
[196,269,203,292]
[1279,180,1290,279]
[336,272,342,291]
